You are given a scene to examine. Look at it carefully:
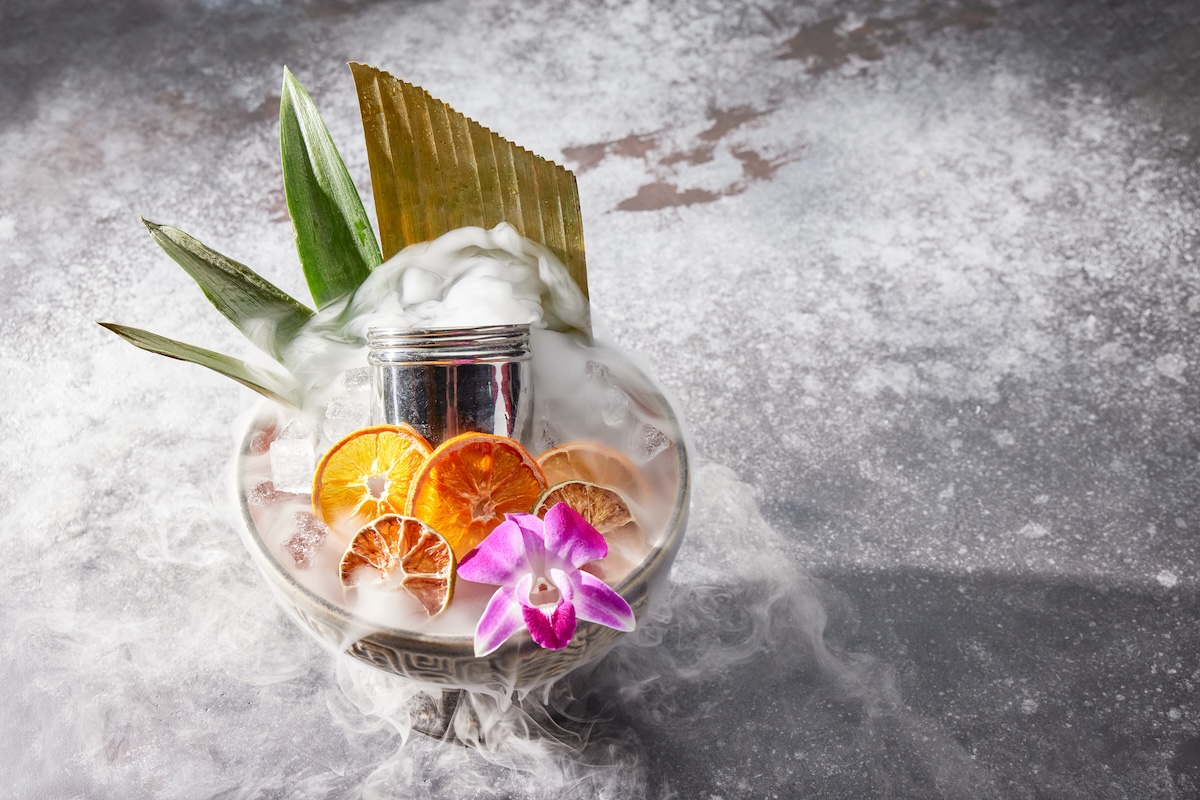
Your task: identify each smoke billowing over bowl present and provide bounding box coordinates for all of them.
[232,225,689,697]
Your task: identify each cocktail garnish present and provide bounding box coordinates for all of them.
[312,424,433,536]
[532,480,645,582]
[406,432,548,560]
[349,63,588,302]
[536,441,650,504]
[340,515,456,617]
[99,65,590,400]
[457,504,635,656]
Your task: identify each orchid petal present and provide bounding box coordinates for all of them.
[543,503,607,570]
[464,510,628,656]
[458,517,539,587]
[521,598,577,651]
[473,586,526,657]
[548,567,576,604]
[505,511,545,537]
[566,570,636,632]
[506,512,547,573]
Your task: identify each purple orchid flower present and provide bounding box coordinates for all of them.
[456,503,636,657]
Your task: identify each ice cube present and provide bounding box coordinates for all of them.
[601,385,631,426]
[277,419,314,441]
[631,422,671,464]
[269,438,315,494]
[585,360,610,384]
[323,393,370,443]
[247,481,285,506]
[338,367,372,391]
[285,511,328,569]
[247,428,275,455]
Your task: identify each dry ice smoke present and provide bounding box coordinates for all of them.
[318,464,997,799]
[234,224,997,797]
[248,224,676,641]
[281,222,590,414]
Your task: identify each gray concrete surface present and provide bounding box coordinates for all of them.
[2,0,1198,797]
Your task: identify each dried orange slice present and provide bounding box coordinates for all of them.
[533,480,638,535]
[340,514,455,616]
[312,425,432,535]
[407,432,547,558]
[533,480,647,582]
[537,441,649,503]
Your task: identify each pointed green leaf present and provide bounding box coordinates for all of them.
[349,62,588,299]
[280,67,382,308]
[98,322,299,406]
[142,219,313,361]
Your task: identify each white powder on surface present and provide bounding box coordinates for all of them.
[2,1,1198,797]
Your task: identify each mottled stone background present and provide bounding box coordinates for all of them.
[2,0,1198,797]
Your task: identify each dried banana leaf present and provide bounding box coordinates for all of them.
[349,62,588,297]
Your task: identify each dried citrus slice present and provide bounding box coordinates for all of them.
[533,480,637,535]
[536,441,649,503]
[533,480,647,583]
[340,514,455,616]
[312,424,432,535]
[407,432,547,558]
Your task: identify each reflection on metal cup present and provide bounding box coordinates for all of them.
[367,324,533,447]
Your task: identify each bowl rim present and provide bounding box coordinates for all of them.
[232,358,690,650]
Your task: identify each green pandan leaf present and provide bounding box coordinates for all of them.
[280,67,382,309]
[142,219,313,361]
[98,322,299,406]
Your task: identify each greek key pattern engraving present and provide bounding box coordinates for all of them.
[336,618,631,687]
[276,585,654,688]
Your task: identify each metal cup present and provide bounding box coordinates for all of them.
[367,324,533,446]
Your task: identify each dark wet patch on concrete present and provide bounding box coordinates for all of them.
[616,145,797,212]
[615,182,721,212]
[566,104,798,211]
[565,3,999,213]
[778,3,997,74]
[563,132,662,173]
[698,104,769,142]
[733,148,787,183]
